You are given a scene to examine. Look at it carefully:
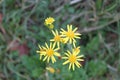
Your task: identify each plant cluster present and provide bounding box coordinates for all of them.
[36,17,84,71]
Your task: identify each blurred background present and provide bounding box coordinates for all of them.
[0,0,120,80]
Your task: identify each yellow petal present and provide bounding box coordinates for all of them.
[52,30,56,36]
[67,50,71,55]
[69,63,72,70]
[63,60,69,65]
[50,39,54,41]
[36,51,40,53]
[54,47,59,51]
[74,36,80,39]
[60,28,66,33]
[77,55,84,58]
[51,56,56,63]
[54,52,60,56]
[65,53,70,57]
[62,57,68,59]
[38,44,41,49]
[45,43,49,49]
[52,42,56,49]
[69,38,72,44]
[75,33,81,35]
[75,61,80,68]
[72,63,75,70]
[77,59,84,61]
[73,39,76,43]
[50,43,52,49]
[43,56,48,61]
[67,25,70,31]
[56,30,59,35]
[39,55,42,60]
[70,25,72,30]
[57,42,60,48]
[43,46,47,50]
[73,28,78,32]
[47,57,50,63]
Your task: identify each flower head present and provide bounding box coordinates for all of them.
[45,17,55,29]
[60,25,81,45]
[45,17,55,25]
[46,67,55,74]
[73,45,80,54]
[62,50,84,70]
[50,30,62,47]
[40,43,60,63]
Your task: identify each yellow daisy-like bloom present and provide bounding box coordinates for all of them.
[62,50,84,70]
[50,30,62,47]
[60,25,81,45]
[46,67,55,74]
[45,17,55,25]
[45,17,55,29]
[40,43,60,63]
[36,45,45,60]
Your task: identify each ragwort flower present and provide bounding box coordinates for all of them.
[46,67,55,74]
[40,43,60,63]
[50,30,62,47]
[45,17,55,29]
[60,25,81,45]
[62,50,84,70]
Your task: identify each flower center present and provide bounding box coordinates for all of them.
[46,49,54,56]
[47,20,53,23]
[46,18,54,24]
[69,54,76,63]
[54,35,61,42]
[66,31,74,38]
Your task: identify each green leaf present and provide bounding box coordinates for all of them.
[87,60,107,77]
[31,68,43,78]
[96,0,103,10]
[21,55,45,70]
[86,36,100,51]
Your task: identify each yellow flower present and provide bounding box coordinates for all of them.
[45,17,55,25]
[36,45,45,60]
[40,43,60,63]
[60,25,81,45]
[50,30,62,47]
[73,45,80,53]
[45,17,55,29]
[46,67,55,74]
[49,24,54,29]
[62,50,84,70]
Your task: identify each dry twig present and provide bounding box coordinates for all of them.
[79,13,120,33]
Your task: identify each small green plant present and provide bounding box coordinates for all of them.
[36,17,84,72]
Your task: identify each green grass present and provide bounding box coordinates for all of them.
[0,0,120,80]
